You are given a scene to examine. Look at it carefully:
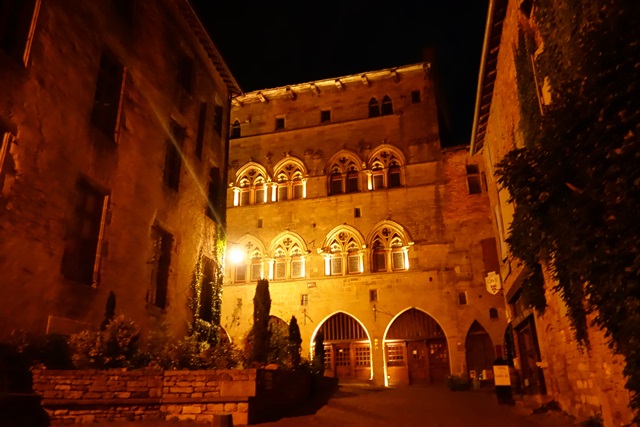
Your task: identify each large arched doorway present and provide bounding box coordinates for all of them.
[465,321,495,380]
[385,308,450,386]
[315,312,371,382]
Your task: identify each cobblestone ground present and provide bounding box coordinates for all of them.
[86,385,578,427]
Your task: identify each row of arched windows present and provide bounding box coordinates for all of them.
[229,221,413,283]
[231,145,406,206]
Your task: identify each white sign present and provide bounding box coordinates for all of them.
[493,365,511,386]
[485,271,501,295]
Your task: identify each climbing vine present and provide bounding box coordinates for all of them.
[496,0,640,419]
[189,223,226,346]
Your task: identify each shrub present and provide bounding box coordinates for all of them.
[446,375,470,391]
[69,315,143,369]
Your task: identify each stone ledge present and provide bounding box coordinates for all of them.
[42,398,160,407]
[161,396,249,404]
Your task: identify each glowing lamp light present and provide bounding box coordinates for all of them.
[229,247,244,264]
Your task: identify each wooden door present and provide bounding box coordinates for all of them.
[334,343,353,379]
[407,341,429,384]
[427,339,450,384]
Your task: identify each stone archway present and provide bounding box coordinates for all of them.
[315,312,371,382]
[384,308,450,386]
[465,320,495,380]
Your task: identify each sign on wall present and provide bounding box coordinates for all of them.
[485,271,501,295]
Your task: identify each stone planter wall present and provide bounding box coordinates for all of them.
[32,369,257,425]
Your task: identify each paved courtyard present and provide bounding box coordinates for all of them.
[87,384,578,427]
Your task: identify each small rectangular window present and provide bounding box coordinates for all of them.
[369,289,378,302]
[239,190,250,206]
[293,183,303,199]
[177,55,194,94]
[388,168,402,188]
[458,292,468,305]
[348,254,360,274]
[330,257,343,275]
[235,264,247,282]
[466,164,482,194]
[61,179,108,285]
[195,102,207,160]
[275,261,286,280]
[163,119,185,191]
[346,173,359,193]
[354,208,361,218]
[330,175,343,195]
[373,251,386,272]
[0,0,41,64]
[255,187,265,204]
[372,173,384,190]
[149,225,173,309]
[275,117,285,130]
[206,167,220,219]
[278,185,288,201]
[92,49,126,141]
[411,90,421,103]
[213,105,223,136]
[292,259,304,278]
[320,110,331,123]
[392,251,405,270]
[300,294,309,306]
[257,218,263,228]
[250,263,262,281]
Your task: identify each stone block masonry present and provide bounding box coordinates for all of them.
[33,369,258,425]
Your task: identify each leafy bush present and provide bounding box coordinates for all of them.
[446,375,470,391]
[581,415,603,427]
[69,315,144,369]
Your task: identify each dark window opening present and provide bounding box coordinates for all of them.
[346,171,359,193]
[213,105,223,136]
[293,182,303,199]
[278,185,288,201]
[150,225,172,309]
[239,190,250,206]
[489,308,499,319]
[321,110,331,123]
[231,120,241,139]
[372,172,384,190]
[275,117,285,130]
[61,179,107,285]
[199,257,214,321]
[330,173,343,195]
[112,0,135,24]
[388,165,401,188]
[177,56,194,94]
[373,245,386,272]
[481,238,500,274]
[301,294,309,306]
[255,187,265,204]
[163,119,185,191]
[466,164,482,194]
[354,207,361,218]
[257,218,263,228]
[458,292,467,305]
[381,95,393,115]
[91,49,125,140]
[206,167,221,219]
[369,289,378,302]
[411,90,421,103]
[195,102,207,160]
[368,98,380,117]
[520,0,533,17]
[0,0,38,62]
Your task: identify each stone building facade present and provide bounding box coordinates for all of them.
[470,0,633,425]
[0,0,239,339]
[222,63,507,386]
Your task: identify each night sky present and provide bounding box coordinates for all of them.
[190,0,489,146]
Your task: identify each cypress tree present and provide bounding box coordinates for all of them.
[313,330,325,375]
[288,315,302,368]
[251,279,271,364]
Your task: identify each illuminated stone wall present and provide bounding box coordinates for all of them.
[223,65,506,386]
[0,1,234,339]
